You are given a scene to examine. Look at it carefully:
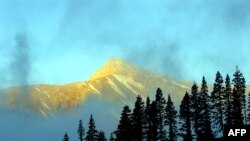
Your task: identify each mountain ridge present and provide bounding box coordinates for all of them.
[1,58,249,117]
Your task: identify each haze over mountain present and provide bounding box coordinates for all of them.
[1,1,249,141]
[2,58,250,118]
[2,58,195,117]
[1,58,250,141]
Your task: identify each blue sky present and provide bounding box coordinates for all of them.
[0,0,250,87]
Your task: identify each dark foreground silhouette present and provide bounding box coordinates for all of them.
[63,67,250,141]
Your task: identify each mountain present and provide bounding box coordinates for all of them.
[1,58,250,141]
[2,58,249,117]
[1,58,192,117]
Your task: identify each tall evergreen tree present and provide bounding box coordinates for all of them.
[147,101,158,141]
[165,94,177,141]
[115,105,132,141]
[145,96,152,141]
[199,77,214,140]
[179,92,192,141]
[190,82,201,140]
[131,95,145,141]
[223,74,233,126]
[77,120,85,141]
[247,92,250,124]
[97,131,107,141]
[211,71,224,134]
[155,88,166,140]
[232,66,246,124]
[63,132,70,141]
[86,115,98,141]
[231,88,244,125]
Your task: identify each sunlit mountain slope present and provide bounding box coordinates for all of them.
[3,58,248,117]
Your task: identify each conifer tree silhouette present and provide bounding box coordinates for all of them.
[155,88,166,140]
[77,120,85,141]
[232,66,246,124]
[165,94,177,141]
[199,77,214,140]
[179,92,192,141]
[63,132,70,141]
[211,71,224,134]
[148,101,158,141]
[145,96,153,141]
[190,82,202,140]
[115,105,132,141]
[131,95,145,141]
[86,115,98,141]
[247,92,250,124]
[223,74,233,126]
[232,88,244,126]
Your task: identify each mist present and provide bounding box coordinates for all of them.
[10,32,30,86]
[0,0,250,141]
[125,40,183,79]
[44,0,250,83]
[1,0,250,84]
[0,97,118,141]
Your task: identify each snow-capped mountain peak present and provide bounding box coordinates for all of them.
[2,58,198,117]
[89,58,140,80]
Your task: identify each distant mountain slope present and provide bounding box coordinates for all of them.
[2,58,249,117]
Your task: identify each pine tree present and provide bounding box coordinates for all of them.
[86,114,98,141]
[155,88,166,140]
[211,71,224,134]
[199,77,214,140]
[131,95,145,141]
[145,96,152,141]
[247,92,250,124]
[223,74,233,126]
[165,94,177,141]
[147,101,158,141]
[231,88,244,125]
[232,66,246,124]
[115,105,132,141]
[190,82,201,140]
[77,120,85,141]
[179,92,192,141]
[63,132,70,141]
[97,131,107,141]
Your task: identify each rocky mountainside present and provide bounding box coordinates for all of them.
[2,58,249,117]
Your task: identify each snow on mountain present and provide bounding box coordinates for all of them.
[2,58,196,117]
[171,81,191,90]
[2,58,250,141]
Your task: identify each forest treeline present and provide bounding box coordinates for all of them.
[62,67,250,141]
